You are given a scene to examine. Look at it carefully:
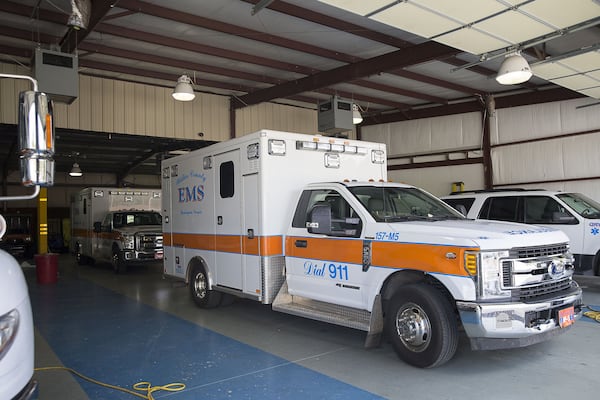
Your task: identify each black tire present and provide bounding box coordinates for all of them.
[386,284,458,368]
[76,243,87,265]
[594,255,600,277]
[189,263,221,308]
[112,248,127,274]
[76,253,86,265]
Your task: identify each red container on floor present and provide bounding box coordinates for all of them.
[35,253,58,284]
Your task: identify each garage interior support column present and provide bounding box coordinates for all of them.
[229,97,236,139]
[483,95,495,189]
[37,187,48,254]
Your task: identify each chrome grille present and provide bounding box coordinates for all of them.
[512,278,573,301]
[136,234,163,251]
[509,243,568,259]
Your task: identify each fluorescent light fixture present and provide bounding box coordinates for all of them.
[172,75,195,101]
[496,53,533,85]
[69,162,82,177]
[352,103,363,124]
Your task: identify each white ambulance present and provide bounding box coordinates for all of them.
[71,187,163,273]
[162,130,582,368]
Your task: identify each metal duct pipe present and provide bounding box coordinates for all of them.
[67,0,91,30]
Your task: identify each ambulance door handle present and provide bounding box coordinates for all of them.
[217,216,223,225]
[295,240,307,248]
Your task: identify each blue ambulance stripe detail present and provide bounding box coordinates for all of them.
[28,277,384,399]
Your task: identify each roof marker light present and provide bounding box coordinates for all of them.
[268,139,286,155]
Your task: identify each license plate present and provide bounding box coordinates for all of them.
[558,306,575,328]
[155,252,164,260]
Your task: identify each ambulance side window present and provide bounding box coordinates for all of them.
[220,161,234,198]
[292,189,362,238]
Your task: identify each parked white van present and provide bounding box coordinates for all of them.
[441,190,600,276]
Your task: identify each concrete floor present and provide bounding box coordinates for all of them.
[24,255,600,400]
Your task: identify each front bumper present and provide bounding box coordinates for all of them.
[122,250,164,263]
[456,283,583,350]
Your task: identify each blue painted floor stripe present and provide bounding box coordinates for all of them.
[28,276,384,399]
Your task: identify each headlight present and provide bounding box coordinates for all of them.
[0,309,19,360]
[466,250,511,300]
[122,235,135,250]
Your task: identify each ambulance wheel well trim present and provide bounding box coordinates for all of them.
[186,256,212,287]
[188,258,222,308]
[379,270,458,317]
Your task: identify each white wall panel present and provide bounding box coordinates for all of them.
[492,141,566,185]
[559,98,600,133]
[0,63,231,142]
[389,164,485,197]
[495,102,562,144]
[362,124,391,148]
[363,112,482,156]
[235,103,318,137]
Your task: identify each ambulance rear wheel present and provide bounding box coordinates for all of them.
[190,264,222,308]
[386,284,458,368]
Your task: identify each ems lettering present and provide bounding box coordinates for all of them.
[178,185,205,203]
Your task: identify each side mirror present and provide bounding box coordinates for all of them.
[553,212,577,224]
[307,204,331,235]
[18,91,55,187]
[93,221,102,233]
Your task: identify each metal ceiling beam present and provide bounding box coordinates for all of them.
[117,0,359,63]
[94,24,433,104]
[78,42,285,85]
[241,0,413,48]
[241,0,484,95]
[235,41,459,108]
[116,0,447,104]
[94,23,318,75]
[362,87,583,125]
[1,0,449,106]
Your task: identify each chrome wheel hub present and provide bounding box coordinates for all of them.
[396,303,431,352]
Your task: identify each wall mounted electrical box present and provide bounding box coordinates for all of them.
[33,48,78,104]
[317,95,353,135]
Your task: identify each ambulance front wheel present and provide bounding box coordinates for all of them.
[386,283,458,368]
[112,247,127,274]
[189,263,222,308]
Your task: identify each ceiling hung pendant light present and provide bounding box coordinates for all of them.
[69,162,82,177]
[496,52,533,85]
[352,103,363,124]
[172,75,195,101]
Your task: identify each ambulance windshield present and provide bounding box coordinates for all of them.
[557,193,600,219]
[349,186,464,223]
[113,212,162,227]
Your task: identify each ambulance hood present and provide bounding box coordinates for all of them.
[118,225,162,235]
[385,218,569,250]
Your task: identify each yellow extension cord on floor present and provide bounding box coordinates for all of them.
[584,306,600,322]
[34,366,185,400]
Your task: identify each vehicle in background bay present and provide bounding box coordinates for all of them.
[71,187,163,273]
[162,130,582,368]
[441,189,600,276]
[0,214,34,258]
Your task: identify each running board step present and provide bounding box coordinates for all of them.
[272,282,383,348]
